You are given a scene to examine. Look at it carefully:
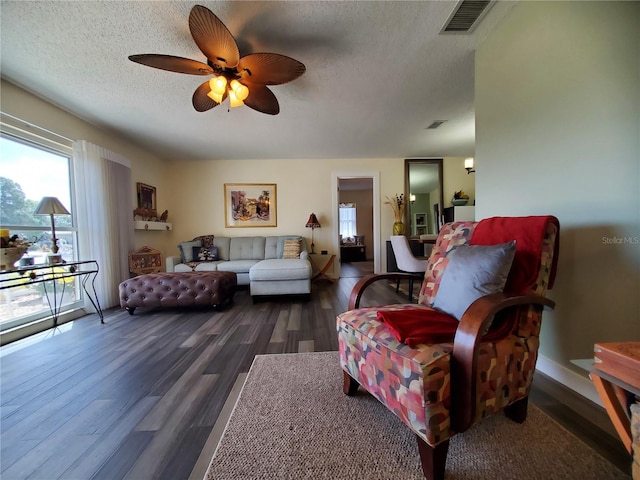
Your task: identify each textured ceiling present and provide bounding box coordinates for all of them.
[0,1,513,161]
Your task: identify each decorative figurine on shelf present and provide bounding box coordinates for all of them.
[159,210,168,222]
[133,207,158,221]
[452,190,470,206]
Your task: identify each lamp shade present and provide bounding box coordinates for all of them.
[34,197,71,216]
[464,157,475,170]
[305,213,321,229]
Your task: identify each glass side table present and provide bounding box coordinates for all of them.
[0,260,104,326]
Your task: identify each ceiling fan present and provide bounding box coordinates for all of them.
[128,5,305,115]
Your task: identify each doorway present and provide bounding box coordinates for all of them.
[332,172,381,278]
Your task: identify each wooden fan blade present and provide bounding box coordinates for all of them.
[128,54,213,75]
[238,53,306,85]
[192,81,226,112]
[189,5,239,69]
[243,83,280,115]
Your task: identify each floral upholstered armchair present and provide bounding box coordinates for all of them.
[337,216,559,480]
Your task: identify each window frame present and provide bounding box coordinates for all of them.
[339,203,358,239]
[0,121,83,332]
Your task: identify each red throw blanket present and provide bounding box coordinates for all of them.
[470,216,560,293]
[376,308,514,347]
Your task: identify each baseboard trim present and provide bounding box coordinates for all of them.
[0,308,87,346]
[536,354,602,407]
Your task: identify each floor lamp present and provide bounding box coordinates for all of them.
[34,196,71,255]
[305,213,321,254]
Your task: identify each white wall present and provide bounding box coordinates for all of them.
[165,157,405,272]
[0,81,477,275]
[1,80,174,255]
[475,0,640,384]
[443,156,476,208]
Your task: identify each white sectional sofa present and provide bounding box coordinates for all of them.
[166,235,312,300]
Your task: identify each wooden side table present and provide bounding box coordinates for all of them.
[310,253,335,283]
[572,358,640,455]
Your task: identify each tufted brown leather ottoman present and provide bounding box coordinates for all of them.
[119,271,237,315]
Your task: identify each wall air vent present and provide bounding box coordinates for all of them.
[426,121,447,129]
[441,0,493,34]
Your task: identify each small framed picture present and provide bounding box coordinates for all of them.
[224,183,277,228]
[137,183,156,211]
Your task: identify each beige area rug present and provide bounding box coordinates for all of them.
[205,351,629,480]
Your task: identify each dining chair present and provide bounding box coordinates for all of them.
[390,235,429,302]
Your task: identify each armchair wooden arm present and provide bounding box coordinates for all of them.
[348,273,425,310]
[451,292,555,433]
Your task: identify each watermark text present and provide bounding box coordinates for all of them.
[602,236,639,245]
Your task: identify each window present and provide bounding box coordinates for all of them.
[339,203,357,239]
[0,132,80,331]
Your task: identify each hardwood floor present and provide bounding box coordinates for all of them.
[0,277,630,479]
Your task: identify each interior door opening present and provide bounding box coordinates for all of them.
[332,172,380,278]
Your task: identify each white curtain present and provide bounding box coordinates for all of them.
[339,204,357,238]
[73,140,134,309]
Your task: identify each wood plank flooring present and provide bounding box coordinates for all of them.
[0,274,631,479]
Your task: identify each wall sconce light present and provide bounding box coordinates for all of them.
[464,157,476,174]
[410,194,416,204]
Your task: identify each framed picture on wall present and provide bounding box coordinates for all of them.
[136,182,157,211]
[224,183,277,228]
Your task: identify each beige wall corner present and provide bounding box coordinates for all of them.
[475,1,640,378]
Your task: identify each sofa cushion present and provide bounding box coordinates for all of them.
[213,237,231,261]
[197,246,218,261]
[217,259,262,274]
[178,240,201,263]
[277,236,303,258]
[283,239,302,259]
[229,237,266,261]
[174,263,195,273]
[250,259,311,281]
[193,234,215,249]
[264,237,279,259]
[193,261,220,272]
[433,240,516,320]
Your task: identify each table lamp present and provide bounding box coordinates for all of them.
[34,196,71,255]
[305,213,321,254]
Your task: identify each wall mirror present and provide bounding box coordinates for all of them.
[404,159,444,237]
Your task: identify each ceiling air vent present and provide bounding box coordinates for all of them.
[441,0,493,34]
[426,121,447,129]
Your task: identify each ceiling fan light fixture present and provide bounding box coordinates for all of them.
[230,80,249,101]
[228,89,244,107]
[129,5,304,115]
[207,90,223,103]
[210,76,227,94]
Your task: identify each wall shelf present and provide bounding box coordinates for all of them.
[134,221,172,231]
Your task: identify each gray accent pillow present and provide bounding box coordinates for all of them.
[178,240,202,263]
[433,241,516,321]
